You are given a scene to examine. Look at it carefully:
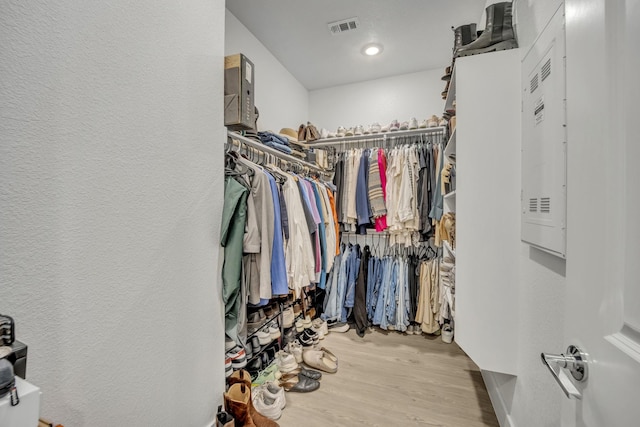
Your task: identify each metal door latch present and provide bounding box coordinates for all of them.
[541,345,588,399]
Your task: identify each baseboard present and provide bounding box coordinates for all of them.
[482,370,516,427]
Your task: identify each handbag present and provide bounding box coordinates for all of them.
[298,124,307,141]
[305,122,320,142]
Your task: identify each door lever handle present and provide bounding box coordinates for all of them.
[541,345,588,400]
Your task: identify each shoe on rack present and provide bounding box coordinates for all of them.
[320,128,329,139]
[327,131,337,138]
[227,345,247,369]
[282,307,294,328]
[399,121,409,131]
[252,387,283,420]
[354,125,364,136]
[441,65,453,81]
[216,404,235,427]
[363,125,371,135]
[389,120,400,132]
[225,337,237,351]
[455,2,517,58]
[336,126,346,137]
[278,372,320,393]
[452,23,478,56]
[381,124,390,133]
[419,119,429,129]
[409,117,418,130]
[345,127,355,136]
[427,115,439,128]
[295,318,304,333]
[438,117,448,127]
[327,321,350,333]
[247,309,266,331]
[225,357,233,378]
[269,323,281,340]
[225,382,279,427]
[302,316,312,330]
[299,329,317,347]
[370,122,382,133]
[312,318,328,337]
[257,328,273,346]
[442,324,454,343]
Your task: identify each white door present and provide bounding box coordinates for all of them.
[557,0,640,425]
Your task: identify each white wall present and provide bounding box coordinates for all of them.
[0,2,226,426]
[480,2,568,427]
[309,69,447,132]
[225,9,309,133]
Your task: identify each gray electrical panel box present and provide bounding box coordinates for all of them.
[521,6,567,258]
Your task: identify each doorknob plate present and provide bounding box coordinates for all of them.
[566,345,588,382]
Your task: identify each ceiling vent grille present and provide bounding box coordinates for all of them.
[328,17,360,35]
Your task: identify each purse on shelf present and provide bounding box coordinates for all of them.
[305,122,320,142]
[0,357,19,406]
[298,124,307,141]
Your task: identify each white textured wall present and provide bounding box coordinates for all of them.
[309,69,447,133]
[225,9,309,133]
[0,1,226,426]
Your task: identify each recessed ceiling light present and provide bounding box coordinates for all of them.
[362,43,383,56]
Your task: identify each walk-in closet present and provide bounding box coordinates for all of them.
[3,0,639,426]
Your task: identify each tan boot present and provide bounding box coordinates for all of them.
[224,383,256,427]
[226,370,279,427]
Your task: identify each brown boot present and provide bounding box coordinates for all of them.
[224,383,256,427]
[226,370,279,427]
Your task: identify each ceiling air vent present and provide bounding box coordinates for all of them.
[328,17,360,35]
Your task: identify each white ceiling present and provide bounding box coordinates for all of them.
[226,0,486,91]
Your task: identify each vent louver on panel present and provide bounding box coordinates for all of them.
[530,74,539,93]
[540,197,551,213]
[328,17,360,35]
[529,198,538,212]
[541,58,551,81]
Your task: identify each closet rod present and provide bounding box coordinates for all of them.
[306,126,447,148]
[227,130,330,176]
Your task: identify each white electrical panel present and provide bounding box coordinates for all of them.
[521,7,567,258]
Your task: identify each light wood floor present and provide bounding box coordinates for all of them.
[277,328,498,427]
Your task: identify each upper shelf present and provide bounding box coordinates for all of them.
[307,126,447,147]
[444,66,456,113]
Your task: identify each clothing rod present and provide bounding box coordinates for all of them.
[227,130,330,175]
[306,126,447,147]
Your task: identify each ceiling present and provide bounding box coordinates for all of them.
[226,0,486,91]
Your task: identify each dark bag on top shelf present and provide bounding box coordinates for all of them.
[0,358,19,406]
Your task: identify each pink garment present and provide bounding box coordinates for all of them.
[375,149,388,232]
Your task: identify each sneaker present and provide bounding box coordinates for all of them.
[336,126,346,137]
[389,120,400,131]
[227,345,247,369]
[345,127,354,136]
[414,324,423,336]
[285,341,303,363]
[282,307,294,328]
[354,125,364,135]
[225,337,237,351]
[299,329,319,347]
[312,318,328,336]
[303,316,312,330]
[327,321,350,333]
[409,117,418,130]
[427,115,439,127]
[399,121,409,131]
[406,325,414,335]
[363,125,371,135]
[320,128,329,139]
[225,357,233,377]
[252,387,283,420]
[295,319,304,333]
[370,122,381,133]
[419,119,428,128]
[269,323,281,340]
[251,335,261,354]
[438,117,447,127]
[380,124,390,133]
[442,324,454,344]
[311,323,325,340]
[275,350,299,373]
[327,131,337,138]
[262,381,286,410]
[247,309,266,331]
[257,328,272,346]
[245,343,253,360]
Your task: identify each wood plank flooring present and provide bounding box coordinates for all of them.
[277,328,498,427]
